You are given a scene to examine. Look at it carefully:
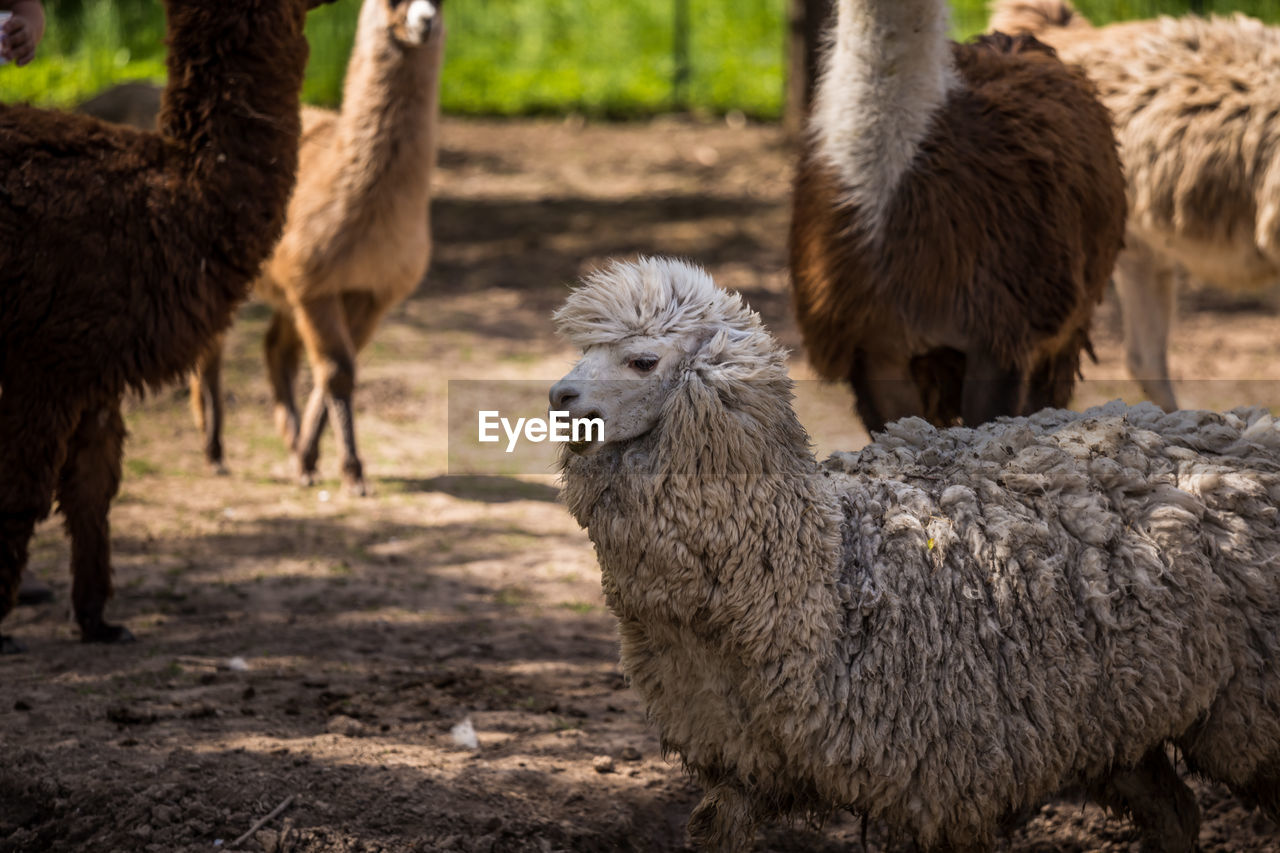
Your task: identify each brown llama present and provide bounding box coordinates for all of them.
[0,0,334,653]
[191,0,445,495]
[991,0,1280,412]
[789,0,1126,432]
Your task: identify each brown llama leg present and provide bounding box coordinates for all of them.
[1114,241,1178,412]
[293,294,365,495]
[265,308,303,450]
[961,349,1026,425]
[1025,340,1084,414]
[0,385,83,653]
[1246,765,1280,824]
[850,350,928,433]
[190,331,229,474]
[56,398,132,644]
[1090,746,1200,853]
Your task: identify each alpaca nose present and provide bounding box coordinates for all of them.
[550,380,579,411]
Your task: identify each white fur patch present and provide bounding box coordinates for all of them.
[406,0,437,39]
[810,0,957,237]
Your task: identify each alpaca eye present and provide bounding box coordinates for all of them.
[628,356,659,373]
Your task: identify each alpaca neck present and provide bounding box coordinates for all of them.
[332,0,444,211]
[811,0,956,234]
[157,0,307,285]
[563,376,843,663]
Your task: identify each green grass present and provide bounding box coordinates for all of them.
[5,1,1280,118]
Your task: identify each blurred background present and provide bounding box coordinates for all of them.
[5,0,1278,121]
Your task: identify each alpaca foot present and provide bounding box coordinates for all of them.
[293,452,317,488]
[1,634,28,654]
[78,616,135,645]
[342,460,367,497]
[208,460,230,477]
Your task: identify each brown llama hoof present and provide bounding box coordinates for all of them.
[1,634,28,654]
[79,619,136,645]
[208,460,230,477]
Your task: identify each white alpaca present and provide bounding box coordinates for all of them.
[553,257,1280,852]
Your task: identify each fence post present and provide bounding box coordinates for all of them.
[785,0,831,139]
[673,0,690,109]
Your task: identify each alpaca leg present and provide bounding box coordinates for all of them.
[1091,747,1199,853]
[293,295,364,493]
[1113,243,1178,412]
[1025,339,1085,413]
[850,351,928,433]
[687,784,758,853]
[56,399,132,644]
[264,308,303,449]
[961,350,1026,425]
[1246,765,1280,823]
[190,331,229,474]
[0,385,81,653]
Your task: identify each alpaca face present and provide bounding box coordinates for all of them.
[387,0,440,46]
[549,337,691,454]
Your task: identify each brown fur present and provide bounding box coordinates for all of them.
[191,0,445,495]
[790,33,1126,431]
[989,0,1280,411]
[0,0,329,652]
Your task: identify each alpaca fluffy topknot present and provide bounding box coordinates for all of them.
[553,257,764,350]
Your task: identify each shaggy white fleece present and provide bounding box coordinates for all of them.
[556,258,1280,851]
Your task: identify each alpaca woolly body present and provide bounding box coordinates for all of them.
[793,0,1126,430]
[989,0,1280,411]
[556,259,1280,851]
[990,1,1280,287]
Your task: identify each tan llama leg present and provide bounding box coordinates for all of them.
[190,331,229,474]
[264,308,304,450]
[293,294,365,495]
[1114,240,1179,412]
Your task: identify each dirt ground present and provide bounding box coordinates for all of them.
[3,117,1280,853]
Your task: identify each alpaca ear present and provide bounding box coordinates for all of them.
[693,326,753,364]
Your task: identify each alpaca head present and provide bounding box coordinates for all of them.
[550,258,786,456]
[378,0,441,46]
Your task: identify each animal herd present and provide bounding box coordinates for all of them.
[3,0,1280,850]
